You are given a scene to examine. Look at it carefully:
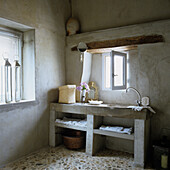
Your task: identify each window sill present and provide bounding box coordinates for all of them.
[0,99,38,112]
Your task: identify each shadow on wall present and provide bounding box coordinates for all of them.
[0,88,59,166]
[47,88,59,145]
[47,88,59,104]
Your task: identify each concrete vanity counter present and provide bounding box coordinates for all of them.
[51,103,150,119]
[49,103,153,168]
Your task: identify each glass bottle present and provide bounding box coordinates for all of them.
[15,60,21,102]
[4,58,12,103]
[0,58,5,103]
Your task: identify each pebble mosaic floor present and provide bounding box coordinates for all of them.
[1,145,154,170]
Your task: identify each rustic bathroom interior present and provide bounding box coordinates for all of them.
[0,0,170,169]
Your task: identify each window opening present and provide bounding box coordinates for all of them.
[0,27,22,103]
[102,51,127,90]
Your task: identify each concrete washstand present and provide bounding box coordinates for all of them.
[49,102,155,168]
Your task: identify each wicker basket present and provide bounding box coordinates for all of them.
[63,135,85,149]
[59,85,76,104]
[63,130,85,149]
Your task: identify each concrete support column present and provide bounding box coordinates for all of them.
[49,109,56,147]
[86,114,94,155]
[134,119,150,168]
[86,115,105,155]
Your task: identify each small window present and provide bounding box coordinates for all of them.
[102,51,127,90]
[0,18,36,107]
[0,27,22,103]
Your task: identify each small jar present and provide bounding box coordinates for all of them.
[161,153,168,169]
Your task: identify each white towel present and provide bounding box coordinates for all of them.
[128,106,143,111]
[55,117,87,127]
[127,106,156,113]
[99,125,133,135]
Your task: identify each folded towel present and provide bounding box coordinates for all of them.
[55,117,87,127]
[99,125,133,135]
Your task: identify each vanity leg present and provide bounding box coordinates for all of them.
[86,115,94,156]
[134,119,150,168]
[86,115,104,156]
[49,109,56,147]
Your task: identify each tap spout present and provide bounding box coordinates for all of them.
[126,87,141,106]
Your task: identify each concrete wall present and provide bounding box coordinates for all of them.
[66,19,170,146]
[67,0,170,84]
[0,0,70,166]
[72,0,170,33]
[66,0,170,143]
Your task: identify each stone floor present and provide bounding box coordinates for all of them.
[1,145,154,170]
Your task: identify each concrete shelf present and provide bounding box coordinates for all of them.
[93,129,134,141]
[55,122,87,132]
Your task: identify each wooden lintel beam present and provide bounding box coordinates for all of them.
[71,34,164,51]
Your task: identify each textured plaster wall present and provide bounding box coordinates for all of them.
[72,0,170,33]
[66,1,170,143]
[90,41,170,139]
[0,0,70,166]
[85,43,170,153]
[67,0,170,85]
[66,18,170,149]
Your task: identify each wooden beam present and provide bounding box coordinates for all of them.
[87,45,138,54]
[71,34,164,51]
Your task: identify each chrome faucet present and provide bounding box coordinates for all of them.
[126,87,141,106]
